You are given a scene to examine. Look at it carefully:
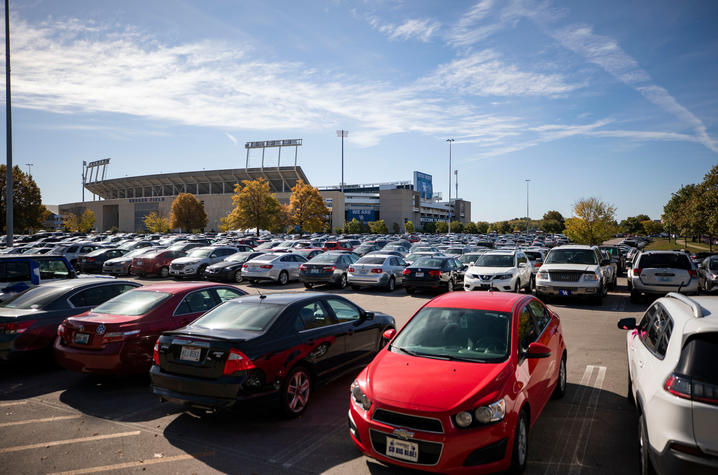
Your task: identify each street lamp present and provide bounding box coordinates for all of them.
[525,179,531,234]
[446,138,455,234]
[336,130,348,193]
[25,162,33,177]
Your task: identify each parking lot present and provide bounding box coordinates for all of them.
[1,277,646,475]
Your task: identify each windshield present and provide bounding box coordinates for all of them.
[710,259,718,271]
[459,253,482,264]
[192,301,282,332]
[475,254,514,267]
[523,251,542,260]
[639,253,691,270]
[226,252,252,263]
[413,257,446,268]
[92,290,172,316]
[1,286,66,309]
[187,248,212,258]
[356,257,386,265]
[391,307,511,362]
[545,249,598,265]
[275,241,294,248]
[254,242,277,250]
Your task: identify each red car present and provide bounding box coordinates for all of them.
[349,291,567,474]
[131,249,186,278]
[322,241,354,252]
[54,283,247,375]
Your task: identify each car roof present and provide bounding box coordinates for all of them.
[552,245,594,250]
[134,282,233,293]
[232,292,338,306]
[425,291,530,313]
[659,295,718,336]
[38,278,137,290]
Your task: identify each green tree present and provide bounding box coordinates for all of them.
[435,221,448,233]
[699,165,718,251]
[170,193,208,232]
[464,222,477,234]
[564,197,617,245]
[450,221,464,233]
[392,222,400,234]
[344,218,362,234]
[0,165,45,232]
[663,184,698,245]
[79,209,96,233]
[497,221,512,234]
[541,210,565,234]
[224,179,280,236]
[368,219,388,234]
[63,213,79,232]
[405,221,415,233]
[642,220,664,236]
[288,180,328,234]
[619,214,651,235]
[423,221,436,233]
[475,221,489,234]
[144,212,171,233]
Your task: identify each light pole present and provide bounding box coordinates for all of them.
[5,0,13,246]
[446,138,454,234]
[336,130,348,193]
[25,162,33,177]
[525,179,531,234]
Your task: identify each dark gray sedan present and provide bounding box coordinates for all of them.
[299,252,359,289]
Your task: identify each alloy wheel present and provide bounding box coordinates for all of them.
[234,270,243,283]
[279,271,288,285]
[285,368,311,415]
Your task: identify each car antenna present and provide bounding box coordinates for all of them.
[677,282,683,294]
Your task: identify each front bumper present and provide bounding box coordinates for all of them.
[204,267,240,282]
[169,266,200,277]
[464,277,513,292]
[349,402,512,474]
[535,281,600,297]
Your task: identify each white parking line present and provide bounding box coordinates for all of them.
[0,431,141,454]
[568,365,606,475]
[46,451,214,475]
[0,401,27,407]
[281,425,346,468]
[0,415,81,428]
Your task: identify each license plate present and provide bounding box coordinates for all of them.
[180,346,201,362]
[74,332,90,344]
[659,277,671,282]
[415,272,424,277]
[310,269,319,274]
[385,437,419,462]
[559,289,571,296]
[136,259,142,264]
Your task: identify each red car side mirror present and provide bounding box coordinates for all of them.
[525,342,551,359]
[382,328,396,345]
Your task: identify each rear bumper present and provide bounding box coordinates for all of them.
[404,279,442,289]
[53,338,151,375]
[205,269,237,281]
[651,443,718,475]
[300,273,341,284]
[631,278,699,294]
[348,274,389,287]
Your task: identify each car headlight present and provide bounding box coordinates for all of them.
[536,272,549,280]
[454,398,505,428]
[583,273,599,281]
[350,380,372,411]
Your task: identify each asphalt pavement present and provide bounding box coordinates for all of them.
[0,275,648,475]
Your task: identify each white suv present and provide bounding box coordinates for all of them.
[535,245,608,305]
[618,294,718,474]
[463,249,532,292]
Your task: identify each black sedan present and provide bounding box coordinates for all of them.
[0,278,140,360]
[299,252,358,289]
[402,256,464,294]
[204,251,266,283]
[78,248,127,273]
[151,292,395,416]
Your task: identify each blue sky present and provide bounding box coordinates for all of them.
[1,0,717,222]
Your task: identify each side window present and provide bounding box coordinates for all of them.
[0,261,32,282]
[69,285,115,307]
[638,305,660,353]
[517,305,538,353]
[325,298,362,322]
[295,301,336,331]
[389,257,399,266]
[280,255,292,262]
[215,287,244,302]
[527,300,551,333]
[67,246,79,253]
[175,290,218,316]
[38,260,71,280]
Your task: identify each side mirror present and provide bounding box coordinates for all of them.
[364,311,375,321]
[617,317,636,330]
[462,264,468,270]
[525,342,551,358]
[382,328,396,343]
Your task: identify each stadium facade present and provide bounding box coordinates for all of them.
[59,164,471,233]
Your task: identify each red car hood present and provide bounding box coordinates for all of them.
[365,348,509,412]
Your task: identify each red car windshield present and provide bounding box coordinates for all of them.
[92,290,172,316]
[391,307,511,362]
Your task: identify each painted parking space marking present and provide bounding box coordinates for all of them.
[0,415,81,428]
[46,451,215,475]
[0,401,27,407]
[568,365,606,475]
[0,431,141,454]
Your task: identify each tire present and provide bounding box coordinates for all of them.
[248,279,258,285]
[197,265,207,279]
[278,271,289,286]
[530,275,536,292]
[552,354,567,399]
[508,409,529,474]
[234,270,243,283]
[385,277,395,292]
[639,414,657,475]
[304,282,313,289]
[513,280,520,293]
[280,365,312,418]
[630,291,640,304]
[337,274,347,289]
[627,365,635,406]
[446,279,454,292]
[159,266,169,278]
[405,287,415,295]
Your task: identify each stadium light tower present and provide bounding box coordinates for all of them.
[525,179,531,234]
[336,130,348,193]
[446,138,455,234]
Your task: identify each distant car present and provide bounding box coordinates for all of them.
[599,245,626,276]
[54,283,246,374]
[600,250,618,290]
[0,278,139,360]
[77,248,127,274]
[0,254,77,299]
[322,241,354,252]
[103,247,157,276]
[698,256,718,294]
[618,294,718,475]
[350,291,566,473]
[535,245,608,305]
[151,292,395,416]
[204,251,266,283]
[169,246,238,279]
[242,252,307,285]
[299,252,358,289]
[292,249,325,261]
[628,251,698,302]
[402,256,464,294]
[131,249,186,278]
[348,254,407,292]
[464,250,532,293]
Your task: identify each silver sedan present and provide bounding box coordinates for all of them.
[241,252,307,285]
[347,254,406,291]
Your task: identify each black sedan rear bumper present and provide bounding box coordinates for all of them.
[404,278,443,289]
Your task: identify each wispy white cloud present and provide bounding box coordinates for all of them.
[369,17,440,42]
[224,132,238,145]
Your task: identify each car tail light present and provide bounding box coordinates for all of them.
[223,348,255,375]
[664,373,718,406]
[664,373,692,400]
[260,264,273,269]
[633,268,642,276]
[402,269,411,275]
[102,329,140,343]
[534,262,542,267]
[153,339,160,365]
[371,268,383,274]
[299,264,307,271]
[668,442,704,457]
[688,270,697,278]
[323,266,336,272]
[242,264,248,268]
[0,320,36,335]
[428,270,442,277]
[57,324,65,337]
[348,267,355,273]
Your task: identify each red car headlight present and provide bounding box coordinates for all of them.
[350,380,372,411]
[454,398,505,428]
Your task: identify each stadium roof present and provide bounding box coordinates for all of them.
[84,166,310,199]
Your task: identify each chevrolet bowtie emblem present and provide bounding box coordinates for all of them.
[392,428,414,440]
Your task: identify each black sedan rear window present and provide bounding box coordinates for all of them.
[412,257,446,268]
[191,302,283,332]
[638,253,691,270]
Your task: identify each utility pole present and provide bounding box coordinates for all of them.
[25,162,33,177]
[446,138,454,234]
[455,170,458,200]
[336,130,348,193]
[5,0,13,246]
[82,161,86,202]
[525,179,531,234]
